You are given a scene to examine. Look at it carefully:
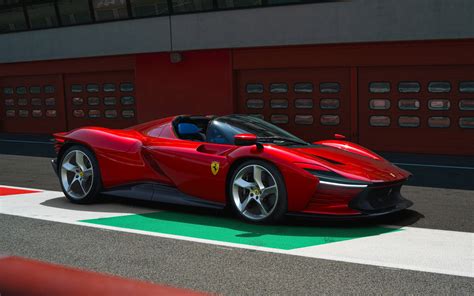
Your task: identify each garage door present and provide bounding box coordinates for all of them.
[359,66,474,155]
[237,68,352,142]
[64,71,137,130]
[0,75,66,133]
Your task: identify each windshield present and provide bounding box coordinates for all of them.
[206,115,309,146]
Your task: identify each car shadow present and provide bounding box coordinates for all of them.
[125,209,418,242]
[283,209,424,228]
[40,196,155,214]
[127,205,425,241]
[42,195,424,241]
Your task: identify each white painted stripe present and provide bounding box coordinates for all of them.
[0,139,53,145]
[0,185,472,278]
[394,162,474,170]
[287,227,474,278]
[0,189,156,221]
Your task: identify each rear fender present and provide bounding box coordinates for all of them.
[55,128,163,188]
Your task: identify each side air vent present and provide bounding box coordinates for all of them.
[142,148,165,175]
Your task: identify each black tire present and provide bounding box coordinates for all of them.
[228,159,287,223]
[59,145,102,204]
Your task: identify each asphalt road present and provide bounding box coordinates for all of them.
[0,139,473,295]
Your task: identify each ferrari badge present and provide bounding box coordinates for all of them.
[211,161,220,175]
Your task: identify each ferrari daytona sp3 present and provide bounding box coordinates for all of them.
[52,114,413,223]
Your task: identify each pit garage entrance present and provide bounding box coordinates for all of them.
[237,68,352,143]
[64,71,137,130]
[358,66,474,155]
[237,66,474,155]
[0,75,66,133]
[0,71,136,133]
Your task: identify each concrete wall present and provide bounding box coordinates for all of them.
[0,17,171,63]
[172,0,474,50]
[1,0,474,63]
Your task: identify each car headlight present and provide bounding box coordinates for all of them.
[304,168,370,188]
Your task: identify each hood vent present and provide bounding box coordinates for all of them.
[314,155,344,165]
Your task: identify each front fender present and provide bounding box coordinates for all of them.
[227,145,318,212]
[315,140,382,160]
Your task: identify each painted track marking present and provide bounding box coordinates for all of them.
[0,186,39,196]
[0,185,472,278]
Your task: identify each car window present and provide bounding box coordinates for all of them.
[207,115,309,146]
[207,123,232,144]
[147,126,164,138]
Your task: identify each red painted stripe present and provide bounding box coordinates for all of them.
[0,186,40,196]
[0,256,206,296]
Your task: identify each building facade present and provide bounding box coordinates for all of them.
[1,0,473,155]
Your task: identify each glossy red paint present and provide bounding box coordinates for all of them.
[315,140,382,160]
[54,115,412,216]
[303,184,363,215]
[234,133,258,146]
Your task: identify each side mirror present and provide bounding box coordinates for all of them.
[334,133,346,140]
[234,133,257,146]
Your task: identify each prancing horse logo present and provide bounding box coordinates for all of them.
[211,161,220,175]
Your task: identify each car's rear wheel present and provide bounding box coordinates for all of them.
[229,160,287,223]
[59,145,102,204]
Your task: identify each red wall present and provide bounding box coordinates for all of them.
[135,50,234,123]
[0,55,135,76]
[232,39,474,69]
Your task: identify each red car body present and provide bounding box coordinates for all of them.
[53,115,412,218]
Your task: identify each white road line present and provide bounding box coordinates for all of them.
[288,227,474,278]
[0,186,472,278]
[0,139,53,145]
[394,162,474,170]
[0,190,156,221]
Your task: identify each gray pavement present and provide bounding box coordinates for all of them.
[0,150,473,294]
[0,213,472,295]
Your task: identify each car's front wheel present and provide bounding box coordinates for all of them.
[59,145,102,204]
[229,160,287,223]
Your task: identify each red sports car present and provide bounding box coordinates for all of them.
[52,114,413,223]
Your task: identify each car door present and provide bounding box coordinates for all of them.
[144,136,235,204]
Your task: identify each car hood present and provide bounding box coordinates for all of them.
[288,145,410,183]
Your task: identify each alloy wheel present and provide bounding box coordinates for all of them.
[232,164,279,221]
[60,150,94,199]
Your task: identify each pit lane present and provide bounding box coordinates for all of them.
[0,136,473,295]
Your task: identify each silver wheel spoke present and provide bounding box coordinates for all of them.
[66,178,78,193]
[261,185,277,200]
[83,168,93,178]
[234,177,256,189]
[62,161,77,172]
[239,195,252,212]
[255,199,268,216]
[79,180,87,194]
[75,151,87,172]
[253,165,265,190]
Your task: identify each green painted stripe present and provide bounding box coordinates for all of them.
[81,211,398,250]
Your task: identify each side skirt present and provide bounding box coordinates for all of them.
[101,183,225,210]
